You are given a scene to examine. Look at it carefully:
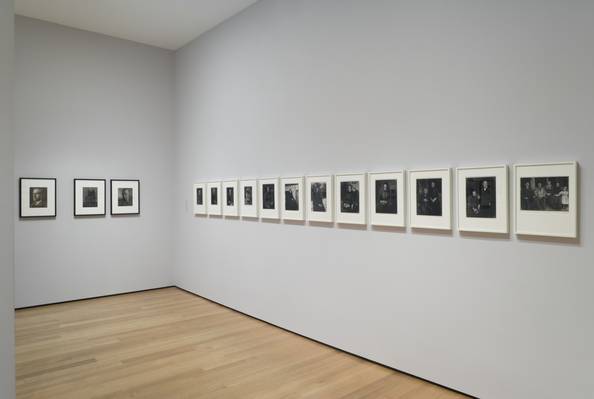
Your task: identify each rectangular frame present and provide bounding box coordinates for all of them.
[193,183,207,215]
[222,180,239,217]
[335,173,367,225]
[206,181,222,216]
[258,178,280,219]
[240,179,258,218]
[369,171,405,227]
[408,168,451,230]
[306,175,333,223]
[110,179,140,215]
[19,177,57,218]
[74,179,106,217]
[281,177,305,221]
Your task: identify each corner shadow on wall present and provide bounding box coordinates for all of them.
[337,223,367,231]
[308,221,334,229]
[411,227,453,237]
[371,225,406,234]
[459,231,511,241]
[517,233,580,247]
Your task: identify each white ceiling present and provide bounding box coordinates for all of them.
[15,0,259,50]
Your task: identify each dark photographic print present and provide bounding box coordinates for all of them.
[118,188,133,207]
[29,187,48,208]
[262,184,275,209]
[82,187,98,208]
[375,179,397,214]
[311,182,327,212]
[196,187,203,205]
[521,176,569,211]
[416,178,442,216]
[211,187,218,205]
[244,186,253,205]
[285,183,299,211]
[340,181,359,213]
[466,177,496,218]
[226,187,234,206]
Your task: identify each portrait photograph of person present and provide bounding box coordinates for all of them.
[222,180,239,217]
[196,187,203,205]
[118,188,133,207]
[284,183,299,211]
[409,168,451,230]
[259,178,279,219]
[311,182,327,212]
[20,178,57,218]
[240,180,258,218]
[111,179,140,215]
[416,178,442,216]
[520,176,569,212]
[210,187,218,205]
[29,187,47,208]
[244,186,252,206]
[375,179,397,214]
[226,187,234,206]
[74,179,106,217]
[262,184,275,210]
[465,177,496,218]
[193,183,207,215]
[369,172,405,227]
[340,181,359,213]
[82,187,98,208]
[335,174,366,225]
[306,175,333,223]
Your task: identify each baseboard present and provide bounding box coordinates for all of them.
[14,285,175,310]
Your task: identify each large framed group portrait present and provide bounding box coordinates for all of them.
[222,180,239,217]
[240,179,258,218]
[369,171,405,227]
[281,177,304,221]
[193,182,207,215]
[335,173,366,225]
[19,177,57,218]
[74,179,106,217]
[206,181,222,216]
[408,168,451,230]
[514,161,578,238]
[306,175,333,223]
[456,165,508,234]
[111,179,140,215]
[259,178,280,219]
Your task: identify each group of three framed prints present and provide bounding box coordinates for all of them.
[19,178,140,218]
[194,161,578,239]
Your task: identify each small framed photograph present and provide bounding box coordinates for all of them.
[281,177,304,221]
[206,182,222,216]
[409,168,451,230]
[222,180,239,217]
[259,178,279,219]
[111,179,140,215]
[240,179,258,218]
[335,173,366,225]
[193,183,206,215]
[514,161,578,238]
[457,165,508,234]
[19,178,57,218]
[74,179,106,216]
[369,171,405,227]
[306,175,333,223]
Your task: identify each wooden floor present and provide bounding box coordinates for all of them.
[16,287,469,399]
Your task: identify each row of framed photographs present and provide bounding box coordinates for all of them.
[19,178,140,218]
[193,161,578,238]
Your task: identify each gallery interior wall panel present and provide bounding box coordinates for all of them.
[172,1,594,398]
[14,17,175,308]
[0,0,15,397]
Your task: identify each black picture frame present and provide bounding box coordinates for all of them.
[74,178,107,217]
[19,177,57,219]
[110,179,141,216]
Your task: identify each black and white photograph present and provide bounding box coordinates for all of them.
[206,182,222,215]
[211,187,218,205]
[240,180,258,218]
[193,183,207,215]
[416,178,442,216]
[196,187,203,205]
[226,187,234,206]
[466,177,496,218]
[259,178,279,219]
[262,184,275,209]
[340,181,359,213]
[520,177,569,212]
[222,180,239,217]
[110,179,140,215]
[284,183,299,211]
[375,179,397,214]
[19,178,57,218]
[75,179,106,217]
[244,186,252,206]
[311,182,327,212]
[306,175,333,223]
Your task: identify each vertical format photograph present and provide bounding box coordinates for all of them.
[335,173,366,225]
[340,181,359,213]
[206,182,222,216]
[369,171,405,227]
[240,180,258,218]
[262,184,275,209]
[457,166,508,234]
[193,183,207,215]
[259,178,280,219]
[74,179,106,216]
[110,179,140,215]
[19,178,57,218]
[409,169,451,230]
[222,180,238,217]
[281,177,304,221]
[306,175,333,223]
[416,178,442,216]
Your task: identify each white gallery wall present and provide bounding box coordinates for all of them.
[0,0,15,397]
[14,17,175,308]
[173,1,594,398]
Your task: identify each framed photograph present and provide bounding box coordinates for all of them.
[306,175,333,223]
[369,171,405,227]
[514,161,578,238]
[74,179,106,216]
[206,182,222,216]
[193,183,206,215]
[281,177,304,221]
[457,165,508,234]
[222,180,239,217]
[110,179,140,215]
[409,168,451,230]
[19,178,57,218]
[240,179,258,218]
[258,178,279,219]
[335,173,366,225]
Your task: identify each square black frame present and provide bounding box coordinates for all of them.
[110,179,141,215]
[74,178,107,217]
[19,177,57,219]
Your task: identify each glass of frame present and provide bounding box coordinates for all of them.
[514,161,578,238]
[258,178,280,219]
[306,175,333,223]
[281,177,304,221]
[193,183,207,215]
[335,173,366,225]
[19,177,57,218]
[74,179,106,217]
[408,168,451,230]
[369,171,405,227]
[240,180,258,218]
[206,182,222,216]
[222,180,239,217]
[456,165,508,234]
[110,179,140,215]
